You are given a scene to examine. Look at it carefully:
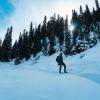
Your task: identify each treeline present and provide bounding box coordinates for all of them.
[68,0,100,55]
[0,0,100,64]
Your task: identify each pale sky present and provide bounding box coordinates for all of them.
[0,0,99,42]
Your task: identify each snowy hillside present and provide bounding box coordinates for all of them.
[0,43,100,100]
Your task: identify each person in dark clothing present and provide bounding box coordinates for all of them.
[56,53,67,73]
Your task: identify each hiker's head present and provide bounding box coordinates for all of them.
[60,53,62,55]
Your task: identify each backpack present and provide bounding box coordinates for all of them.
[56,55,60,63]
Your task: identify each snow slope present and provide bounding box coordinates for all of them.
[0,43,100,100]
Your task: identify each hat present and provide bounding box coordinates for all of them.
[60,53,62,55]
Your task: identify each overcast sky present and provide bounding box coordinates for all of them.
[0,0,100,42]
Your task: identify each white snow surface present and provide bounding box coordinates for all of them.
[0,43,100,100]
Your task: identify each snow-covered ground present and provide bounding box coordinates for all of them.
[0,43,100,100]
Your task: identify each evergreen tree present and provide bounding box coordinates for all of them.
[65,31,71,55]
[84,5,92,41]
[55,14,65,50]
[78,6,85,40]
[32,24,42,57]
[2,27,12,61]
[64,15,71,55]
[85,5,92,25]
[0,38,2,61]
[22,30,31,60]
[95,0,100,22]
[0,39,2,46]
[17,33,23,60]
[95,0,100,10]
[29,22,34,55]
[41,16,48,55]
[48,15,56,55]
[12,40,19,59]
[59,17,65,50]
[80,5,83,15]
[71,10,79,45]
[93,7,96,22]
[16,30,31,60]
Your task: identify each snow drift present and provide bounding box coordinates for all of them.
[0,42,100,100]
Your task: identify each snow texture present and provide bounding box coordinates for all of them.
[0,42,100,100]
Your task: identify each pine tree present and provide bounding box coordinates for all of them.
[59,17,65,50]
[93,7,96,22]
[41,16,48,55]
[32,24,42,57]
[95,0,100,10]
[64,16,71,55]
[48,15,56,55]
[80,5,83,15]
[84,5,92,41]
[71,10,79,45]
[29,22,34,55]
[95,0,100,22]
[0,39,2,46]
[65,31,71,55]
[85,5,92,25]
[55,15,65,50]
[55,14,60,38]
[2,27,12,61]
[14,33,23,64]
[17,30,31,60]
[22,30,31,60]
[17,32,23,60]
[65,15,68,31]
[12,40,19,59]
[0,38,2,61]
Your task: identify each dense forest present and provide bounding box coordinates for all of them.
[0,0,100,64]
